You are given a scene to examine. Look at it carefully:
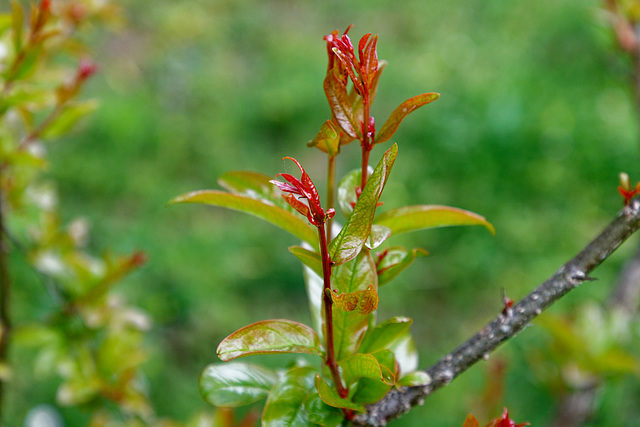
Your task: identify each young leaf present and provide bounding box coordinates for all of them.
[331,283,379,315]
[262,366,318,427]
[358,316,413,354]
[397,371,432,387]
[308,119,341,156]
[329,144,398,265]
[218,170,288,208]
[332,250,377,361]
[217,319,324,362]
[338,353,394,387]
[323,72,358,138]
[199,362,277,407]
[40,100,99,139]
[288,246,322,277]
[316,375,365,412]
[374,92,440,145]
[169,190,318,246]
[377,247,429,287]
[350,377,392,405]
[462,414,480,427]
[374,204,495,236]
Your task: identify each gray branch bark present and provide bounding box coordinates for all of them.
[352,197,640,426]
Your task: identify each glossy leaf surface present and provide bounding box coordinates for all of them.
[218,170,287,208]
[316,375,365,412]
[305,394,344,427]
[351,377,392,405]
[377,247,429,287]
[358,316,413,354]
[374,204,495,236]
[329,144,397,265]
[397,370,432,387]
[323,72,358,138]
[339,353,394,387]
[366,224,391,250]
[199,362,277,407]
[262,366,317,427]
[217,319,324,362]
[169,190,318,246]
[375,92,440,145]
[336,168,361,219]
[308,120,341,156]
[331,283,379,315]
[332,250,377,361]
[303,266,324,338]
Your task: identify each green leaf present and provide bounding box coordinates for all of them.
[366,224,391,250]
[374,93,440,145]
[316,375,365,412]
[303,266,324,339]
[336,168,361,219]
[308,120,341,157]
[350,377,392,405]
[262,366,318,427]
[358,317,413,354]
[331,284,379,315]
[332,250,377,361]
[0,14,12,37]
[397,371,432,387]
[11,1,23,53]
[329,144,398,265]
[169,190,318,246]
[218,170,288,208]
[377,247,428,287]
[374,204,495,236]
[217,319,324,362]
[339,353,394,387]
[305,394,344,427]
[289,246,322,277]
[323,72,358,138]
[199,362,277,407]
[390,331,419,376]
[41,100,100,139]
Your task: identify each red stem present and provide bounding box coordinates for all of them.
[317,223,347,398]
[360,91,372,190]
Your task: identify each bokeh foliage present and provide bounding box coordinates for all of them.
[5,0,640,425]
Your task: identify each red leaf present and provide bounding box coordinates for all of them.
[375,92,440,145]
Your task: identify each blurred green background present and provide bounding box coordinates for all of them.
[9,0,640,425]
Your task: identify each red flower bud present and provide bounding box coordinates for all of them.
[76,58,98,82]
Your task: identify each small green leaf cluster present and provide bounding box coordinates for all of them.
[174,28,494,425]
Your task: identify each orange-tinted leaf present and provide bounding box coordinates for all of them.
[217,319,324,362]
[462,414,480,427]
[331,284,379,314]
[323,71,358,138]
[375,93,440,145]
[308,119,341,156]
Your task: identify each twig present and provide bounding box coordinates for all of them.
[352,196,640,426]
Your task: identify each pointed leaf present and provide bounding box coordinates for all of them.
[374,204,495,236]
[262,366,318,427]
[40,100,99,139]
[339,353,394,387]
[331,284,378,315]
[316,375,365,412]
[289,246,322,277]
[218,171,288,208]
[169,190,318,246]
[199,362,277,407]
[308,120,341,156]
[323,72,358,138]
[375,93,440,145]
[397,371,432,387]
[351,377,392,405]
[377,247,429,287]
[358,317,413,354]
[329,144,398,265]
[462,414,480,427]
[217,319,324,362]
[332,250,377,361]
